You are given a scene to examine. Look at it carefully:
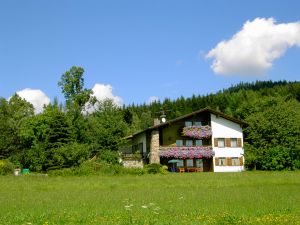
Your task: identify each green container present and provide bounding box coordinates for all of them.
[22,168,30,175]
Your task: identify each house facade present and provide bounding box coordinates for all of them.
[121,108,246,172]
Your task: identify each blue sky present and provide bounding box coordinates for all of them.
[0,0,299,109]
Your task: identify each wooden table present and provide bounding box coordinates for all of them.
[187,167,200,172]
[178,167,185,173]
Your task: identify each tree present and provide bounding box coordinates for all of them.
[0,95,34,159]
[245,97,300,170]
[58,66,95,142]
[86,99,128,157]
[58,66,94,108]
[19,103,76,171]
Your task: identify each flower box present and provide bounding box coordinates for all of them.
[182,125,212,139]
[160,146,214,159]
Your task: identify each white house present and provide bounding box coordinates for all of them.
[122,108,247,172]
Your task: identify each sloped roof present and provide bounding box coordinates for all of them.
[126,107,247,139]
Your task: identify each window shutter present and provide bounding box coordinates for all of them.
[227,157,232,166]
[225,138,231,147]
[237,138,242,147]
[214,138,218,147]
[239,157,244,166]
[215,157,219,166]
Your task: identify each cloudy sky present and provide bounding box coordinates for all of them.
[0,1,299,112]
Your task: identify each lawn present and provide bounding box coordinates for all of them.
[0,172,299,225]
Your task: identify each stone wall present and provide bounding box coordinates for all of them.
[123,160,144,168]
[150,130,160,164]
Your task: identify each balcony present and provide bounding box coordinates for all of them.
[159,146,214,159]
[182,125,212,139]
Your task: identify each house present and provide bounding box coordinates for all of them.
[121,108,247,172]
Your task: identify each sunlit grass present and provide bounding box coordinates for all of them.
[0,171,299,224]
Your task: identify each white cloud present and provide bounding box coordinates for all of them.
[206,18,300,76]
[92,83,123,106]
[147,96,159,104]
[85,83,123,113]
[16,88,50,114]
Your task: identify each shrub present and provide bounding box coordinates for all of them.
[97,150,120,164]
[259,147,292,171]
[0,159,15,175]
[145,163,167,174]
[47,168,73,176]
[48,161,150,176]
[51,143,91,169]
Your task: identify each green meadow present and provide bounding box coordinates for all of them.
[0,172,299,225]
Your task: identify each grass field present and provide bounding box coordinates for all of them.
[0,171,299,225]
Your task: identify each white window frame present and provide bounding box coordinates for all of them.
[219,157,226,166]
[232,157,240,166]
[231,138,238,148]
[218,138,225,148]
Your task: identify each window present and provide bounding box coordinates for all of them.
[195,159,203,168]
[186,159,194,167]
[177,160,184,167]
[219,157,226,166]
[232,157,240,166]
[138,143,143,153]
[195,140,203,146]
[218,138,225,148]
[185,121,192,127]
[186,140,193,147]
[231,138,237,147]
[194,121,202,126]
[176,140,183,147]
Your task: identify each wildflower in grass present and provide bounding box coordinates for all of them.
[124,204,133,210]
[141,205,148,208]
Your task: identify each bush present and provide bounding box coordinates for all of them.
[0,160,15,175]
[47,167,74,176]
[97,150,120,164]
[51,143,91,169]
[259,147,292,171]
[145,163,167,174]
[48,161,152,176]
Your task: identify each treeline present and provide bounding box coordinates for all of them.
[0,66,299,172]
[126,80,299,129]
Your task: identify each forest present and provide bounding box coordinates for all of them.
[0,66,299,172]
